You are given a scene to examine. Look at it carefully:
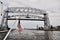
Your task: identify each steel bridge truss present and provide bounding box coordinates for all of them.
[1,7,50,30]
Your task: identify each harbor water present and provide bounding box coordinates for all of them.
[5,30,60,40]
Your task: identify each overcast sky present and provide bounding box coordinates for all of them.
[0,0,60,28]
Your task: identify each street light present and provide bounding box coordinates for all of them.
[0,1,3,16]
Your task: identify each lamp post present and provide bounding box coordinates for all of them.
[0,1,3,16]
[0,1,3,30]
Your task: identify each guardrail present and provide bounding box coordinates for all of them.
[3,28,12,40]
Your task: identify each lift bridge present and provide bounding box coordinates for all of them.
[0,7,51,30]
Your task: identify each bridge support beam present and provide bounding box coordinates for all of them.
[44,13,50,30]
[0,11,9,30]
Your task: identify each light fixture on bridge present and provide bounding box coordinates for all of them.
[15,16,20,19]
